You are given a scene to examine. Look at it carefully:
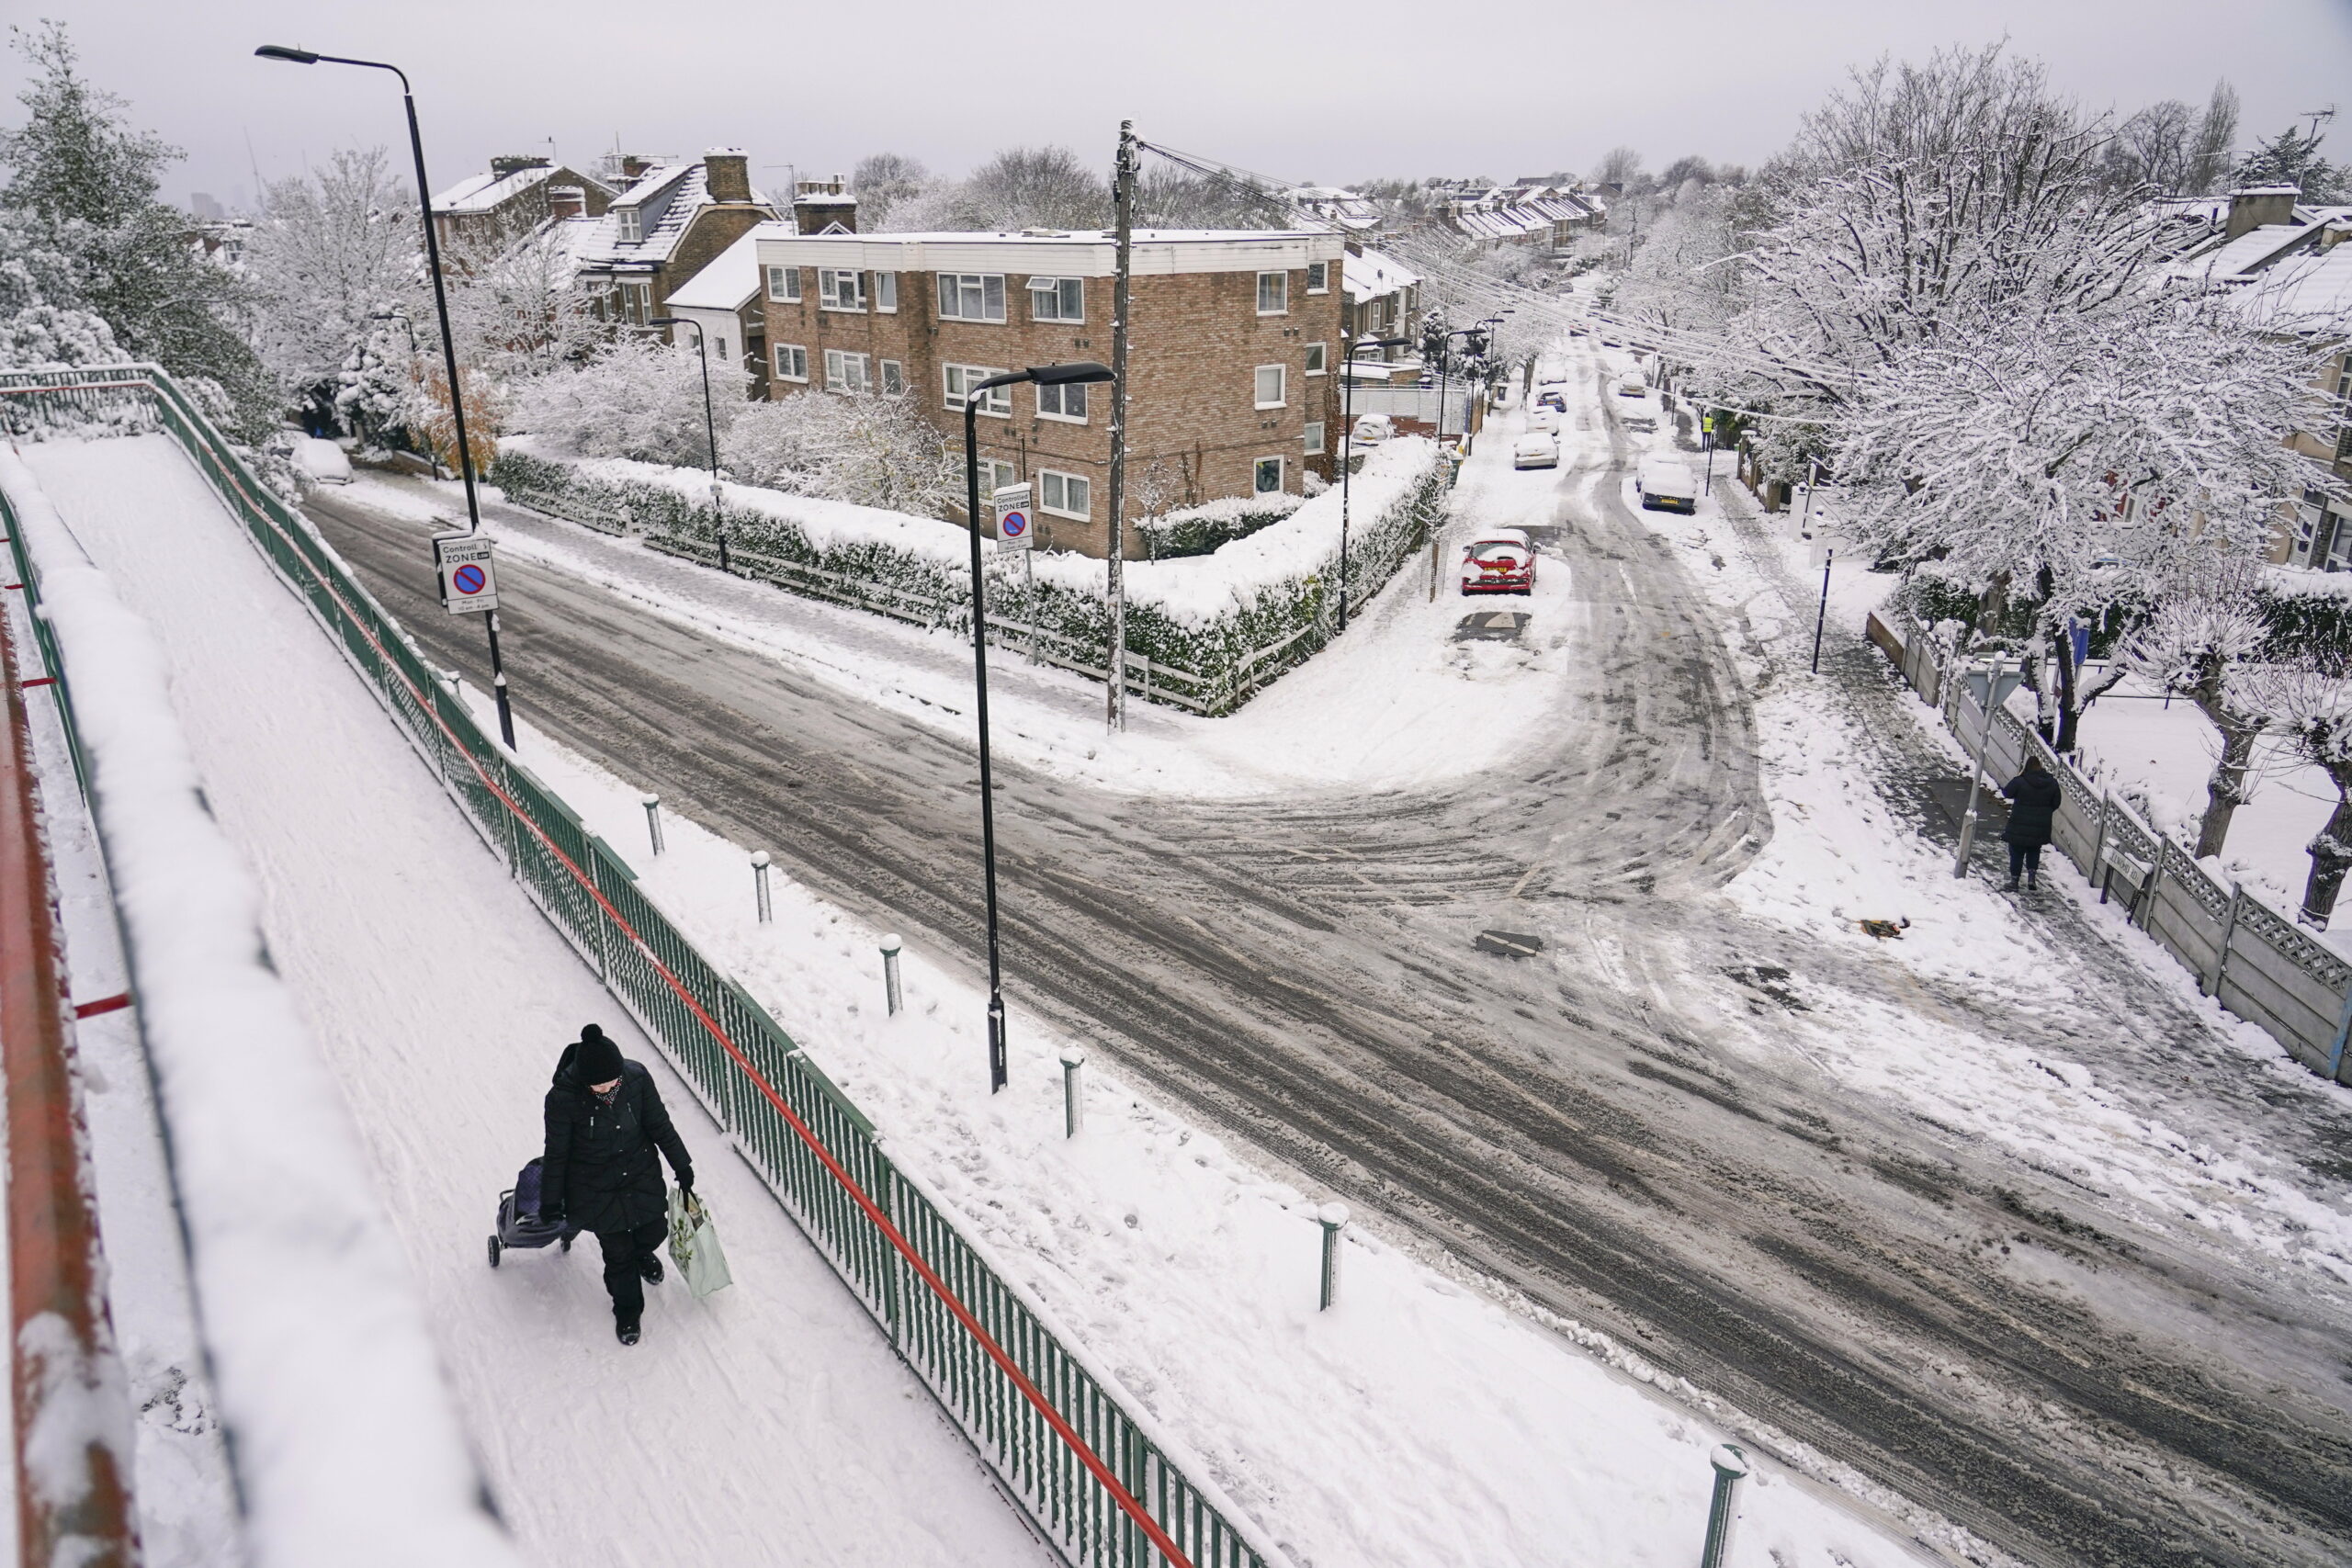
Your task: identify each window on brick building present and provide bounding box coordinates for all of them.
[765,265,801,302]
[1306,261,1329,293]
[1257,271,1288,314]
[825,349,872,393]
[819,268,866,310]
[1036,380,1087,422]
[1304,343,1327,375]
[944,363,1012,413]
[1255,364,1286,409]
[1304,422,1325,456]
[1254,457,1284,493]
[1038,470,1091,519]
[880,359,904,396]
[774,344,808,381]
[938,274,1008,322]
[616,281,651,323]
[1029,277,1084,321]
[875,272,899,312]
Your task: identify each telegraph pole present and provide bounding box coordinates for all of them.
[1105,121,1136,733]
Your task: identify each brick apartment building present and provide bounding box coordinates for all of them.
[749,222,1348,556]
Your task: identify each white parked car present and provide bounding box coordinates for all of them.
[1350,413,1396,446]
[1513,433,1560,469]
[292,435,353,484]
[1614,374,1648,398]
[1635,455,1697,512]
[1526,406,1562,433]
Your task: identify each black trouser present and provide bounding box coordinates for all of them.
[2008,841,2044,883]
[593,1217,669,1323]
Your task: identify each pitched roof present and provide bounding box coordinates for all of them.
[2242,239,2352,330]
[663,224,776,310]
[1342,247,1419,300]
[432,163,614,216]
[567,161,774,273]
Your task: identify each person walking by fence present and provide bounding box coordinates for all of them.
[2002,756,2064,892]
[539,1024,695,1346]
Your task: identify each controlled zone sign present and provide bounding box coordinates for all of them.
[990,482,1034,552]
[433,530,501,615]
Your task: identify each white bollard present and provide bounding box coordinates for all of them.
[751,851,773,923]
[880,934,903,1015]
[641,793,665,857]
[1700,1444,1749,1568]
[1317,1202,1349,1311]
[1058,1049,1085,1138]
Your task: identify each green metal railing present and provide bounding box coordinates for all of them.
[0,364,1277,1568]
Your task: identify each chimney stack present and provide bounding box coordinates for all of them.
[2226,184,2301,241]
[490,154,551,182]
[793,173,858,235]
[546,185,586,221]
[703,148,752,205]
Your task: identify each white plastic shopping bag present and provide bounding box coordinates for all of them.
[667,1187,733,1299]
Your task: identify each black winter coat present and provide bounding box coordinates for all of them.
[2002,769,2064,848]
[541,1044,692,1235]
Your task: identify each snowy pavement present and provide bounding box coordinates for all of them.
[291,340,2352,1568]
[19,434,1051,1568]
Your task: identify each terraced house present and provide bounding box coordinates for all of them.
[749,222,1348,556]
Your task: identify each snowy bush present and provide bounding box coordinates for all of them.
[722,393,961,516]
[1136,492,1304,559]
[508,339,729,468]
[490,436,1446,712]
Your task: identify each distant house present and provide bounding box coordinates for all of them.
[662,229,769,399]
[431,156,616,253]
[1436,182,1604,253]
[2168,185,2352,569]
[554,150,781,332]
[1341,244,1419,359]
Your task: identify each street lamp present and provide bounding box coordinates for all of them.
[1434,326,1487,452]
[1338,335,1412,633]
[961,361,1114,1092]
[368,308,439,479]
[648,317,730,574]
[255,43,515,750]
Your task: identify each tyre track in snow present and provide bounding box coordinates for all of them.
[301,397,2352,1568]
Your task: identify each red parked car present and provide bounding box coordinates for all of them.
[1461,529,1535,595]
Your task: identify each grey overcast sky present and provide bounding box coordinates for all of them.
[9,0,2350,209]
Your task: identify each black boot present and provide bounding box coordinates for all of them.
[2003,876,2019,891]
[616,1317,641,1347]
[639,1254,664,1285]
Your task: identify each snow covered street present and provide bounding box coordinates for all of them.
[19,433,1051,1568]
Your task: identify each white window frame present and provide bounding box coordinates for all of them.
[1257,270,1288,315]
[879,358,904,396]
[1306,260,1329,294]
[1029,276,1084,322]
[1035,380,1088,423]
[1304,342,1328,376]
[1037,469,1091,520]
[824,348,872,393]
[1253,456,1285,494]
[874,271,899,312]
[618,280,651,324]
[1254,364,1286,410]
[944,363,1012,415]
[766,265,801,302]
[774,343,808,382]
[714,334,728,360]
[819,268,866,311]
[616,207,642,243]
[978,458,1018,497]
[937,273,1008,322]
[1303,421,1325,456]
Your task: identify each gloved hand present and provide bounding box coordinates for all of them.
[541,1202,565,1224]
[676,1168,695,1195]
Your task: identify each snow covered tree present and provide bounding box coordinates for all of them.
[723,391,958,515]
[2234,124,2343,204]
[850,152,929,229]
[1591,147,1647,192]
[0,21,269,434]
[2121,579,2275,859]
[242,147,420,434]
[876,145,1108,234]
[508,336,729,467]
[2184,82,2242,197]
[2245,659,2352,926]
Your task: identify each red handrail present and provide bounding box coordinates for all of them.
[200,420,1203,1567]
[0,537,135,1563]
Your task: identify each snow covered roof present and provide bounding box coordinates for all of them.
[1453,208,1548,241]
[1342,247,1419,301]
[753,228,1344,276]
[662,225,774,310]
[567,160,774,274]
[432,163,614,216]
[2173,215,2352,287]
[2240,240,2352,331]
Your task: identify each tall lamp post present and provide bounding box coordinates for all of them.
[1434,326,1488,452]
[1338,335,1412,633]
[255,43,515,750]
[649,317,730,574]
[962,362,1114,1092]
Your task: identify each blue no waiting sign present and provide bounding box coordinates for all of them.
[991,483,1035,553]
[433,531,501,615]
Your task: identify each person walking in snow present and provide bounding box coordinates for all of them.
[539,1024,694,1347]
[2001,756,2064,892]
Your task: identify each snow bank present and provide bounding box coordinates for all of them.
[0,447,518,1568]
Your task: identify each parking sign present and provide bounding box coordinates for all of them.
[991,482,1034,553]
[433,531,500,614]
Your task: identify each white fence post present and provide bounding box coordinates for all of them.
[641,793,664,857]
[1317,1202,1349,1311]
[751,851,773,923]
[1058,1049,1084,1138]
[880,933,903,1015]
